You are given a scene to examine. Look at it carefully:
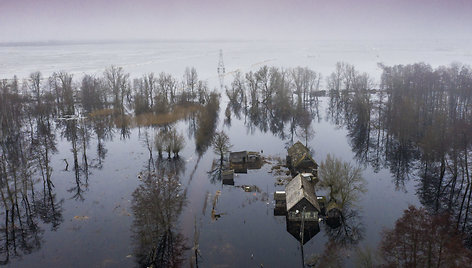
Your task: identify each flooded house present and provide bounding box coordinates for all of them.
[285,174,321,222]
[273,173,321,219]
[286,141,318,176]
[273,174,321,244]
[229,151,262,173]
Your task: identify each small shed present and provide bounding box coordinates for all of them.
[286,141,318,175]
[222,169,234,185]
[247,151,263,169]
[325,200,342,228]
[274,191,287,216]
[285,174,321,221]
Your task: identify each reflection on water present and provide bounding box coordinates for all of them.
[0,95,63,264]
[131,157,188,267]
[226,67,321,144]
[1,61,472,266]
[326,63,472,244]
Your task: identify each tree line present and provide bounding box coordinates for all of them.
[226,66,322,144]
[0,66,213,118]
[326,62,472,250]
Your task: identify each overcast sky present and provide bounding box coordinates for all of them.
[1,0,471,42]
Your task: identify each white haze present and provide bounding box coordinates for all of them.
[1,0,472,42]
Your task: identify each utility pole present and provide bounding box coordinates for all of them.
[300,206,306,267]
[217,49,225,89]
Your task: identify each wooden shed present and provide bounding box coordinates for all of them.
[221,169,234,185]
[274,191,287,216]
[325,200,342,228]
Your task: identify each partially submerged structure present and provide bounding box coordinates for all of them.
[286,141,318,176]
[229,151,248,164]
[324,200,342,228]
[273,174,322,244]
[229,151,262,173]
[274,191,287,216]
[285,174,321,221]
[221,169,234,185]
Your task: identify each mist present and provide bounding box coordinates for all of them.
[2,0,472,42]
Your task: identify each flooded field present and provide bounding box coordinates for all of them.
[1,40,472,267]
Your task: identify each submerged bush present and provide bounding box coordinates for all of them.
[155,128,185,158]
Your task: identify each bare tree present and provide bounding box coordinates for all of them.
[104,66,129,115]
[211,130,232,165]
[29,71,42,105]
[184,67,198,101]
[318,154,366,208]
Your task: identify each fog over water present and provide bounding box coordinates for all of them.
[1,0,472,42]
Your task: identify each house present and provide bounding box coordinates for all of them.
[229,151,262,173]
[285,173,321,222]
[285,174,321,244]
[272,174,322,244]
[286,141,318,176]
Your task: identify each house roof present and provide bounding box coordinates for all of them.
[287,141,317,168]
[285,174,320,212]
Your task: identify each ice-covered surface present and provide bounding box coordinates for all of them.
[1,39,471,87]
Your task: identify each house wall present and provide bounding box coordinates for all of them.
[289,198,315,212]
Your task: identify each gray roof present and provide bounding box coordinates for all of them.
[285,174,320,212]
[287,141,317,168]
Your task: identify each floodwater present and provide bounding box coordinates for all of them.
[1,40,471,267]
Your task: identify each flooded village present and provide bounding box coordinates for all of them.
[1,40,472,267]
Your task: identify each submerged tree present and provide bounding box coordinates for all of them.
[155,128,185,159]
[317,154,366,250]
[211,130,232,165]
[318,154,366,209]
[194,91,220,156]
[226,65,321,141]
[170,128,185,158]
